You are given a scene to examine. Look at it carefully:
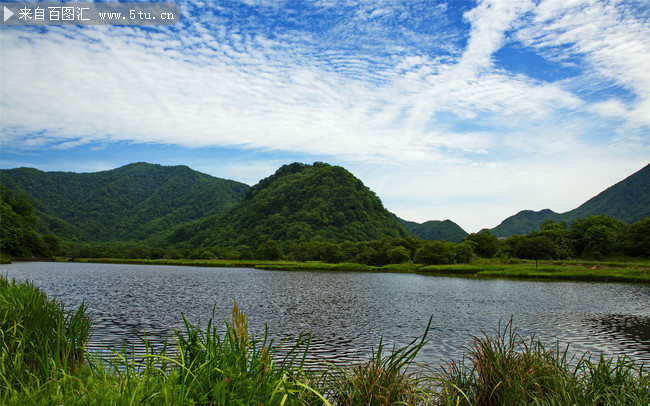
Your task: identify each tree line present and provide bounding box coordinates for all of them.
[56,215,650,264]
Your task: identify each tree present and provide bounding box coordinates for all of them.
[255,240,284,260]
[462,230,500,258]
[454,242,475,263]
[569,215,628,259]
[498,234,524,258]
[388,246,410,264]
[414,241,456,265]
[354,244,381,266]
[537,220,571,259]
[514,236,557,267]
[0,187,50,257]
[627,218,650,257]
[200,250,216,259]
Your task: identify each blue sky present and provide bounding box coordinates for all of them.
[1,0,649,232]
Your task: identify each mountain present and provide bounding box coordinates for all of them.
[0,163,250,243]
[565,164,650,223]
[399,218,467,243]
[490,209,560,238]
[163,162,412,248]
[491,164,650,237]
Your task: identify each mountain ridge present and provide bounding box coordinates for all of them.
[491,164,650,237]
[0,162,250,243]
[2,161,647,245]
[399,218,467,243]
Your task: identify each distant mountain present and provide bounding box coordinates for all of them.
[490,209,560,238]
[565,164,650,223]
[491,164,650,237]
[0,163,250,243]
[163,162,412,248]
[399,218,467,243]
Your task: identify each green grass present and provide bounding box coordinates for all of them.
[0,275,91,393]
[1,274,649,405]
[62,257,650,283]
[417,260,650,283]
[323,317,434,405]
[434,318,650,405]
[476,264,650,283]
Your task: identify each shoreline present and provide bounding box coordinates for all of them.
[4,257,647,284]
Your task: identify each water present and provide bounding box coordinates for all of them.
[2,262,649,367]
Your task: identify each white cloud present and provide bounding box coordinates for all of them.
[460,0,534,73]
[518,0,650,127]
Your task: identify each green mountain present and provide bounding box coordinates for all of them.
[566,164,650,223]
[0,187,54,257]
[491,164,650,237]
[0,163,250,243]
[399,218,467,243]
[164,162,412,248]
[490,209,560,238]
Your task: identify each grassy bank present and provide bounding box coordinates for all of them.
[56,257,650,283]
[2,275,649,405]
[417,262,650,283]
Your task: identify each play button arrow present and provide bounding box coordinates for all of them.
[4,6,14,22]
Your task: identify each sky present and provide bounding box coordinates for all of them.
[1,0,649,233]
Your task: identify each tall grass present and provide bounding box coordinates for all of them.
[434,318,650,405]
[325,317,434,405]
[0,275,91,392]
[155,301,320,404]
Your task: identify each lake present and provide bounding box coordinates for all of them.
[2,261,649,367]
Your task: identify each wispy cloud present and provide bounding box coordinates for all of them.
[518,0,650,127]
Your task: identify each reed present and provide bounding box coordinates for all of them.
[0,275,91,392]
[434,318,650,405]
[324,317,433,405]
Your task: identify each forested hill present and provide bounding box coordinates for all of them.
[399,219,467,243]
[566,163,650,223]
[0,163,250,243]
[491,163,650,237]
[162,162,412,248]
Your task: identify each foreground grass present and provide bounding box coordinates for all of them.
[59,257,650,283]
[2,275,649,405]
[435,319,650,405]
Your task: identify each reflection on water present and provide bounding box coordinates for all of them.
[587,314,650,360]
[2,262,649,368]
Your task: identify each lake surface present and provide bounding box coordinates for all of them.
[2,262,649,367]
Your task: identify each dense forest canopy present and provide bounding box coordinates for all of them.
[160,162,412,248]
[0,163,250,243]
[0,187,57,257]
